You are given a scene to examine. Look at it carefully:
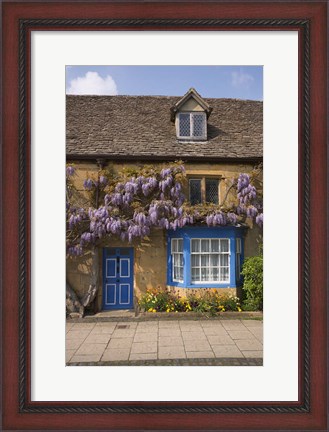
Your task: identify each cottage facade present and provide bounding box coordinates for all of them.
[66,89,263,312]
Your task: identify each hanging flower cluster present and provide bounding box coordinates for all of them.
[235,173,263,227]
[78,164,192,246]
[66,162,263,256]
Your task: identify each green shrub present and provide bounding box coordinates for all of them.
[241,255,263,311]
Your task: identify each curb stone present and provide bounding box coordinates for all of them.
[67,357,263,367]
[67,311,263,324]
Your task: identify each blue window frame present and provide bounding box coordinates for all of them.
[167,226,245,289]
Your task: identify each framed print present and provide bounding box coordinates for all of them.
[2,1,327,431]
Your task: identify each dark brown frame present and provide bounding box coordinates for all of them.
[2,1,327,430]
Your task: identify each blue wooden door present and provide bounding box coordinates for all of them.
[103,248,134,310]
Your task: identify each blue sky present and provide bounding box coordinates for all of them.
[66,66,263,100]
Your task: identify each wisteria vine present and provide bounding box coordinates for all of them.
[66,162,263,256]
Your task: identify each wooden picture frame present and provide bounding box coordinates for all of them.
[2,1,327,430]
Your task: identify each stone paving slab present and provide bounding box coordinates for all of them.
[71,354,103,362]
[226,330,255,340]
[235,339,263,351]
[212,345,245,358]
[183,340,212,351]
[66,318,263,365]
[75,343,107,356]
[134,332,158,342]
[159,346,186,359]
[186,351,215,359]
[102,348,130,361]
[159,336,184,346]
[108,338,133,349]
[202,327,229,336]
[130,342,157,354]
[84,334,112,344]
[181,332,208,341]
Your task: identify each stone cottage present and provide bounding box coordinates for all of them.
[66,88,262,312]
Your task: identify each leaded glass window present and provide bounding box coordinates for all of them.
[193,114,206,137]
[205,179,219,204]
[189,179,202,205]
[191,238,230,283]
[189,177,220,205]
[177,112,206,139]
[171,238,184,282]
[179,113,190,137]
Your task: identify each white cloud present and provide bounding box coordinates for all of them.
[66,71,118,95]
[231,69,254,88]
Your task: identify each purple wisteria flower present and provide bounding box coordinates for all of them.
[256,213,263,226]
[99,175,108,186]
[66,166,75,177]
[83,178,94,190]
[67,244,83,256]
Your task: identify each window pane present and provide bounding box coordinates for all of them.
[201,239,210,252]
[205,179,219,204]
[220,254,229,267]
[201,268,209,281]
[201,255,209,266]
[171,239,177,253]
[210,255,219,266]
[191,254,200,266]
[177,239,183,252]
[179,255,184,266]
[211,239,219,252]
[192,113,206,137]
[220,239,229,252]
[179,113,191,137]
[189,180,202,205]
[191,239,200,252]
[211,268,219,281]
[192,268,200,281]
[220,268,229,281]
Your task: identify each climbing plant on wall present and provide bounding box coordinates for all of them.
[66,161,263,257]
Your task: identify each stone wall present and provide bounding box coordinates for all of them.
[66,160,262,310]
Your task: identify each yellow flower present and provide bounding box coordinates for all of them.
[237,307,242,312]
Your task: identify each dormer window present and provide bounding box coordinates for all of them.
[177,112,207,140]
[170,88,212,142]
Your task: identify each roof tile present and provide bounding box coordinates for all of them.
[66,95,263,159]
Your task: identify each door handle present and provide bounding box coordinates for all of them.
[116,279,119,282]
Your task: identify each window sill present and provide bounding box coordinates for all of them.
[168,281,237,289]
[177,138,208,143]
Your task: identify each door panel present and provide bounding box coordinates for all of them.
[119,284,130,305]
[120,259,130,277]
[103,248,134,310]
[106,259,116,278]
[105,283,116,306]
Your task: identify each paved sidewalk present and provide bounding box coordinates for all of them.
[66,319,263,366]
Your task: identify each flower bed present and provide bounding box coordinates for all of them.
[138,287,242,315]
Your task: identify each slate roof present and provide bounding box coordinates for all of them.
[66,95,263,160]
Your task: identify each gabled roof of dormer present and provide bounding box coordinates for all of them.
[170,88,213,121]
